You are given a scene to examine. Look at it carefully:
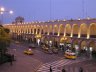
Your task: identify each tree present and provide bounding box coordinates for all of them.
[0,26,11,63]
[15,16,24,23]
[0,27,11,51]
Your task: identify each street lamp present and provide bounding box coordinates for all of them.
[0,7,5,12]
[0,7,13,14]
[0,7,13,24]
[0,7,4,14]
[9,10,13,14]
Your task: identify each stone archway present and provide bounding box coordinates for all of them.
[79,40,96,58]
[72,39,79,48]
[80,23,88,38]
[88,41,96,51]
[41,25,44,34]
[72,24,79,37]
[36,25,41,34]
[49,25,53,35]
[72,39,80,54]
[88,41,96,58]
[53,25,58,35]
[60,36,72,49]
[33,25,36,34]
[60,36,71,43]
[89,23,96,38]
[44,25,48,35]
[80,40,87,50]
[59,24,64,35]
[65,24,71,36]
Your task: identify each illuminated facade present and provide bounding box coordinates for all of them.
[3,18,96,52]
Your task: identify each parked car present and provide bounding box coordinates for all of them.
[52,48,58,54]
[42,45,46,50]
[48,49,53,54]
[28,44,35,48]
[24,49,33,55]
[15,41,20,44]
[43,47,49,53]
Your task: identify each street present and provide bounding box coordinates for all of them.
[0,43,96,72]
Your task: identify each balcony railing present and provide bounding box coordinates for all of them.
[49,32,53,35]
[81,34,87,37]
[66,33,70,36]
[45,32,47,35]
[90,35,96,38]
[12,31,96,39]
[54,33,58,35]
[60,33,64,35]
[73,34,78,37]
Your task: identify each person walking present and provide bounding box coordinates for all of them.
[79,67,83,72]
[12,54,16,61]
[62,68,66,72]
[8,55,13,65]
[50,66,52,72]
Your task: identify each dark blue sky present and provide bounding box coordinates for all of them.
[0,0,96,23]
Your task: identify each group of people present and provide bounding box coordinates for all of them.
[50,66,83,72]
[9,54,15,65]
[50,66,66,72]
[6,54,15,65]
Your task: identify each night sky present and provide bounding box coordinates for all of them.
[0,0,96,23]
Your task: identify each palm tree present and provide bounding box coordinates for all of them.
[15,16,24,23]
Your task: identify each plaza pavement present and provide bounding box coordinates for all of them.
[0,43,96,72]
[37,58,96,72]
[0,43,64,72]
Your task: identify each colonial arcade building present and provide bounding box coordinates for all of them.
[3,18,96,55]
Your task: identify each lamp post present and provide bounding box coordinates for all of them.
[0,7,13,24]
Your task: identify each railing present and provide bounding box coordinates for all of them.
[45,32,47,35]
[90,35,96,38]
[41,32,43,34]
[12,32,96,39]
[66,33,70,36]
[49,32,53,35]
[73,34,78,37]
[81,34,87,37]
[54,33,58,35]
[60,33,64,35]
